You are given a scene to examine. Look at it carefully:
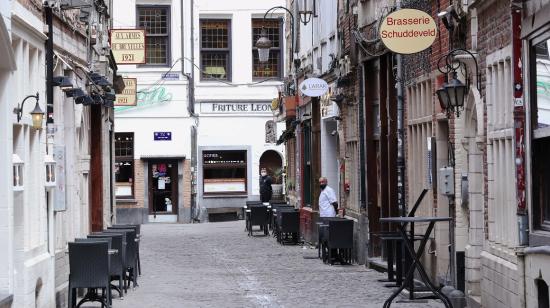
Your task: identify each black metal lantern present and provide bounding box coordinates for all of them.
[298,0,313,25]
[436,73,466,118]
[437,48,481,119]
[255,27,273,63]
[446,73,466,110]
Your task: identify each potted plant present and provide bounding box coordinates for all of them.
[269,167,284,197]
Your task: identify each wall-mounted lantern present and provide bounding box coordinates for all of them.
[45,154,56,187]
[13,92,44,129]
[12,154,24,191]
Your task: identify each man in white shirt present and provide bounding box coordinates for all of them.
[318,177,338,217]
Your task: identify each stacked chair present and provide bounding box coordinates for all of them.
[67,224,141,308]
[321,219,354,265]
[248,205,269,236]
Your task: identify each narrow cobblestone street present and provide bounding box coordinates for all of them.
[111,222,443,308]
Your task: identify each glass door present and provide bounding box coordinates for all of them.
[149,160,178,215]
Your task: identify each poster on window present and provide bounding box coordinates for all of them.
[110,29,146,64]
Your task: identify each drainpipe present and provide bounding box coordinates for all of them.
[45,4,54,126]
[512,4,527,308]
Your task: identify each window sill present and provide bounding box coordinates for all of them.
[203,194,248,198]
[529,230,550,246]
[116,199,137,204]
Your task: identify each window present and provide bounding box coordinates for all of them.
[115,133,134,198]
[200,19,231,80]
[252,19,282,79]
[203,150,246,194]
[137,6,170,66]
[531,35,550,230]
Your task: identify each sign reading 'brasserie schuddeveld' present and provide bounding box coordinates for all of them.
[200,101,272,113]
[379,9,437,54]
[110,29,146,64]
[299,78,329,97]
[115,78,137,106]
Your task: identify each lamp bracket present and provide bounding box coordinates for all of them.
[437,48,481,92]
[14,92,40,123]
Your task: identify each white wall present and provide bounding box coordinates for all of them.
[194,0,285,200]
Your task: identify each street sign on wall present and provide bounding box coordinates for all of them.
[299,78,329,97]
[379,9,437,54]
[110,29,146,64]
[154,132,172,141]
[115,78,137,106]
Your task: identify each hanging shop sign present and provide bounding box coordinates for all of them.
[115,78,137,106]
[299,78,329,97]
[110,29,146,64]
[379,9,437,54]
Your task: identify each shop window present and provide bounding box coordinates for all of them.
[531,35,550,231]
[200,19,231,80]
[115,133,134,198]
[203,150,246,194]
[137,6,170,66]
[252,19,281,79]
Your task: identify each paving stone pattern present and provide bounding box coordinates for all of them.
[111,221,443,308]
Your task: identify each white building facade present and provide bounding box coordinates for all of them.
[113,0,194,223]
[1,0,117,307]
[193,0,285,221]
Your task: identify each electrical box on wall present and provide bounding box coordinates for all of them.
[438,167,454,196]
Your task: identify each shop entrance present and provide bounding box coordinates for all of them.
[148,160,178,216]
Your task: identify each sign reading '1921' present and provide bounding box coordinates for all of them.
[379,9,437,54]
[115,78,137,106]
[200,101,272,113]
[110,29,146,64]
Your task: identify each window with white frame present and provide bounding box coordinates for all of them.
[406,80,434,215]
[137,6,171,66]
[486,48,516,244]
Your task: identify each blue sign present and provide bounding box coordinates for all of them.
[154,132,172,141]
[161,72,180,81]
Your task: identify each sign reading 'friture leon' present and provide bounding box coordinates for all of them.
[110,29,146,64]
[200,101,272,113]
[379,9,437,54]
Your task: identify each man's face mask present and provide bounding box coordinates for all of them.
[320,183,327,190]
[261,172,267,177]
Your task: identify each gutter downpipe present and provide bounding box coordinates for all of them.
[183,0,198,222]
[395,0,405,218]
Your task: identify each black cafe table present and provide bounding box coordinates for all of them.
[379,216,453,308]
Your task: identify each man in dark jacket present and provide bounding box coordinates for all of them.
[259,168,273,202]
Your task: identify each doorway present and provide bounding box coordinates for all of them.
[148,160,178,216]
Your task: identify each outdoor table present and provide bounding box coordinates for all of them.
[380,216,453,308]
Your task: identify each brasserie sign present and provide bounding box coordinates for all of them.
[200,101,272,114]
[379,9,437,54]
[110,29,146,64]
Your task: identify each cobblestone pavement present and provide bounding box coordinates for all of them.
[111,221,443,308]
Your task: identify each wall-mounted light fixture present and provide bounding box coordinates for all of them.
[13,92,44,129]
[436,48,481,118]
[298,0,313,25]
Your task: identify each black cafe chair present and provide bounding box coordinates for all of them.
[277,210,300,245]
[322,219,354,265]
[110,224,141,276]
[68,241,111,308]
[88,233,125,298]
[104,228,138,288]
[248,205,269,236]
[244,201,262,231]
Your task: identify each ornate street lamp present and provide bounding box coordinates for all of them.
[436,48,480,118]
[298,0,313,25]
[256,27,273,63]
[14,92,44,129]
